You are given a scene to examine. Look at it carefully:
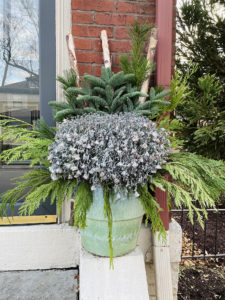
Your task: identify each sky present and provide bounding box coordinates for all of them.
[177,0,225,17]
[0,0,39,86]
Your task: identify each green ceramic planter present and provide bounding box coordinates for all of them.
[80,187,144,257]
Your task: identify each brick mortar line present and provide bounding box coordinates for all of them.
[76,49,93,52]
[72,0,155,5]
[117,0,155,3]
[92,12,148,16]
[77,51,128,54]
[73,36,132,42]
[71,10,155,15]
[72,21,155,27]
[77,62,102,65]
[76,49,130,53]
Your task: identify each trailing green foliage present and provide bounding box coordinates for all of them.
[0,164,77,219]
[119,21,154,88]
[33,117,56,140]
[19,177,77,217]
[137,184,166,239]
[74,182,93,229]
[0,168,51,217]
[103,185,114,269]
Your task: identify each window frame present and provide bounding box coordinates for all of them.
[0,0,72,224]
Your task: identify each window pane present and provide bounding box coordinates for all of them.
[0,0,56,219]
[0,0,39,156]
[0,0,39,123]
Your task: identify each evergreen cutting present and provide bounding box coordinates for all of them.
[119,21,154,88]
[49,67,171,121]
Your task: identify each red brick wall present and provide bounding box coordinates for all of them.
[71,0,176,77]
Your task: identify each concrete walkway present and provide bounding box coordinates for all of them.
[0,269,78,300]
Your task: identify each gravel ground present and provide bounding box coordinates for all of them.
[0,269,78,300]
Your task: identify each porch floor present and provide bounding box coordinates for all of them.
[0,269,78,300]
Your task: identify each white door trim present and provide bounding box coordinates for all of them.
[55,0,72,223]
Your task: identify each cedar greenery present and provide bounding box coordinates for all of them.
[0,115,55,166]
[153,152,225,226]
[137,184,165,236]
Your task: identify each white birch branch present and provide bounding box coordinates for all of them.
[139,28,158,103]
[66,33,80,87]
[101,30,111,69]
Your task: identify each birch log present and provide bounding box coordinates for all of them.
[66,33,80,87]
[139,28,158,103]
[101,30,111,69]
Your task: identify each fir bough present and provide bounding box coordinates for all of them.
[49,67,171,120]
[134,87,171,118]
[77,68,147,114]
[49,69,87,122]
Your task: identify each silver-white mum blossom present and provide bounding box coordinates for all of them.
[48,113,170,190]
